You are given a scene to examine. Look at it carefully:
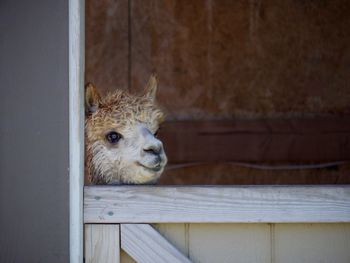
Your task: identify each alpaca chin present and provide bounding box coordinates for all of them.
[122,171,162,185]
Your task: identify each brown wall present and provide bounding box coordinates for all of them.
[86,0,350,184]
[86,0,350,120]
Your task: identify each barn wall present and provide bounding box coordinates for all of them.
[121,223,350,263]
[85,2,350,261]
[85,0,350,185]
[0,0,70,261]
[86,0,350,120]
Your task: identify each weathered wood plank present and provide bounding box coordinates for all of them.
[85,0,129,93]
[153,224,188,257]
[188,224,271,263]
[84,186,350,223]
[158,119,350,163]
[129,1,350,120]
[121,250,136,263]
[121,224,191,263]
[85,224,120,263]
[274,223,350,263]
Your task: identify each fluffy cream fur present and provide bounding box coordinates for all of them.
[85,75,167,184]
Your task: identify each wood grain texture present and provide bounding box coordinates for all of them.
[121,250,136,263]
[120,225,188,263]
[129,0,350,120]
[159,162,350,185]
[86,0,350,120]
[85,0,129,94]
[158,118,350,163]
[188,224,271,263]
[148,223,350,263]
[153,224,188,257]
[274,223,350,263]
[85,0,350,185]
[121,224,191,263]
[84,186,350,223]
[85,224,120,263]
[157,118,350,185]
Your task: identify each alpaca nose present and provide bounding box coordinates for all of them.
[143,144,161,156]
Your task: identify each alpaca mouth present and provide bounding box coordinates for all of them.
[137,162,162,172]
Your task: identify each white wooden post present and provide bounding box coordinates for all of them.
[69,0,84,262]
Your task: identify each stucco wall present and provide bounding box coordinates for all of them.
[0,0,70,261]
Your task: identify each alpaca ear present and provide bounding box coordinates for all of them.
[85,83,101,113]
[144,74,158,102]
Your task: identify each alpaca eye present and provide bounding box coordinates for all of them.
[106,131,122,144]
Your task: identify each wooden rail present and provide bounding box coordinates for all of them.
[158,119,350,163]
[84,186,350,262]
[84,185,350,223]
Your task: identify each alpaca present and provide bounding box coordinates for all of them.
[85,75,167,184]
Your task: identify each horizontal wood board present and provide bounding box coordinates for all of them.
[158,118,350,163]
[84,186,350,223]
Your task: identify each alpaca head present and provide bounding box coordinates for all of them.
[85,75,167,184]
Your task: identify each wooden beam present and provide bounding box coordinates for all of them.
[158,118,350,163]
[121,224,191,263]
[84,186,350,223]
[85,224,120,263]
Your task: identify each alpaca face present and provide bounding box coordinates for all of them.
[88,120,167,184]
[85,75,167,184]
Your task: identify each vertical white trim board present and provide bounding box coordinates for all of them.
[121,224,192,263]
[69,0,85,262]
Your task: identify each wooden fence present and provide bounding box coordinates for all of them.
[84,186,350,262]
